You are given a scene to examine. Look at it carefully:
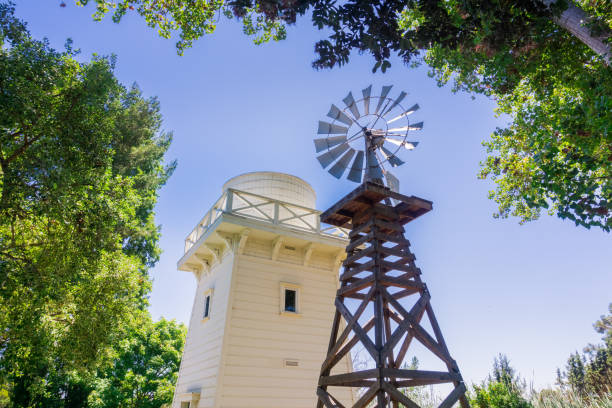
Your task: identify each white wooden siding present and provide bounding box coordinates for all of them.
[217,253,354,408]
[172,253,235,408]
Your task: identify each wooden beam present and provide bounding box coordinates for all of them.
[316,183,468,407]
[271,236,283,261]
[194,253,211,270]
[237,229,249,254]
[318,369,378,386]
[439,384,467,408]
[303,243,313,266]
[213,231,232,252]
[333,250,345,269]
[202,244,219,264]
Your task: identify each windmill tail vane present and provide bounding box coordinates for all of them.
[314,85,423,192]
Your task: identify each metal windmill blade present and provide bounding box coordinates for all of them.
[362,85,372,115]
[375,85,393,114]
[382,91,407,117]
[387,103,419,124]
[342,92,361,120]
[385,170,400,193]
[366,149,384,180]
[327,104,353,126]
[385,138,419,150]
[318,121,348,134]
[314,86,424,193]
[380,145,405,167]
[317,142,350,168]
[328,148,356,179]
[347,151,365,183]
[387,121,424,133]
[313,135,347,153]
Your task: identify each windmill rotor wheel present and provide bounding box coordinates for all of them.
[314,85,424,193]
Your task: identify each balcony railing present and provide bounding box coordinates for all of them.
[184,188,349,253]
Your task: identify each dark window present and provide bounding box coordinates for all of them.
[284,289,296,312]
[203,295,211,318]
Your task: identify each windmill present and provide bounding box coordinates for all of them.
[314,86,470,408]
[315,84,423,193]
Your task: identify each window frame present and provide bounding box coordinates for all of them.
[280,282,301,316]
[202,288,213,322]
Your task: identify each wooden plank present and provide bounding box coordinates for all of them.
[374,231,410,245]
[318,309,343,376]
[380,276,424,291]
[320,182,431,226]
[337,275,374,297]
[382,292,430,357]
[426,303,450,355]
[346,231,373,252]
[327,392,348,408]
[379,245,415,259]
[384,303,395,368]
[348,218,375,238]
[374,217,404,233]
[340,259,375,281]
[320,287,375,373]
[382,368,459,381]
[394,378,454,387]
[381,382,420,408]
[372,203,400,220]
[438,383,467,408]
[319,369,378,386]
[343,245,376,266]
[335,298,378,363]
[392,288,421,299]
[395,331,415,368]
[322,318,375,375]
[353,385,379,408]
[316,388,341,408]
[384,291,453,365]
[381,260,419,274]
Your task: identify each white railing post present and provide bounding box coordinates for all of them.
[273,202,279,225]
[225,189,233,214]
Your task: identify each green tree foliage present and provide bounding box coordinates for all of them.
[88,318,186,408]
[8,317,186,408]
[471,382,532,408]
[471,354,532,408]
[490,354,522,389]
[560,304,612,396]
[0,2,175,404]
[78,0,611,231]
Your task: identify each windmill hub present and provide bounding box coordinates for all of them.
[314,85,423,192]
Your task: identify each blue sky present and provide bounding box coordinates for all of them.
[15,1,611,390]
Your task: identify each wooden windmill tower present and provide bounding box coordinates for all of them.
[172,172,356,408]
[313,86,469,408]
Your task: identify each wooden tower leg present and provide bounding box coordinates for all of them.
[315,183,469,408]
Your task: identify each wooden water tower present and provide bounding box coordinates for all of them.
[172,172,355,408]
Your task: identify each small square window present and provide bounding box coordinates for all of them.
[284,289,296,312]
[280,283,301,315]
[181,402,190,408]
[202,289,213,321]
[203,295,211,318]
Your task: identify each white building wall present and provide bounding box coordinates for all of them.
[173,171,352,408]
[217,249,354,408]
[172,253,235,408]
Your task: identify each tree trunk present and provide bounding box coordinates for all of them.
[545,1,610,65]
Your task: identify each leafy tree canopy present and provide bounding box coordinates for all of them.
[560,303,612,396]
[471,354,531,408]
[87,318,186,408]
[79,0,611,231]
[0,2,175,404]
